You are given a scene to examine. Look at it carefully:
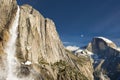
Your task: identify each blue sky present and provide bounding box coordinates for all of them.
[17,0,120,47]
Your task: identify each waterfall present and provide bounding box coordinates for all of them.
[5,6,20,80]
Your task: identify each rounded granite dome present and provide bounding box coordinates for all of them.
[96,37,117,48]
[87,37,117,54]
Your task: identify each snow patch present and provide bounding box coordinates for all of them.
[21,61,32,65]
[75,49,94,56]
[25,61,32,65]
[116,47,120,51]
[66,46,79,51]
[75,49,83,53]
[85,50,93,55]
[97,37,113,43]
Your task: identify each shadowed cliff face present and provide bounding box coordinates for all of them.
[87,37,117,58]
[0,0,94,80]
[87,37,120,80]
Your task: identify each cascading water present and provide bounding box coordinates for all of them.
[5,6,20,80]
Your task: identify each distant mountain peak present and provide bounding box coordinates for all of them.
[86,37,120,80]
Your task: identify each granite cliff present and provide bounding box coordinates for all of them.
[0,0,94,80]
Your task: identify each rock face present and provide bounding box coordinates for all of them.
[65,50,94,80]
[87,37,120,80]
[0,0,94,80]
[15,4,94,80]
[87,37,117,57]
[0,0,17,36]
[17,4,67,64]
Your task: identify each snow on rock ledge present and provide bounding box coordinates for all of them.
[97,37,113,43]
[94,37,117,48]
[66,46,79,51]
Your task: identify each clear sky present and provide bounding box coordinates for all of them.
[17,0,120,47]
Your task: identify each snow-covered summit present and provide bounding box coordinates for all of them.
[97,37,113,43]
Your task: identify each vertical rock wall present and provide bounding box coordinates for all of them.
[0,1,94,80]
[17,5,67,64]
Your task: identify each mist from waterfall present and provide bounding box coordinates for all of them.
[5,6,20,80]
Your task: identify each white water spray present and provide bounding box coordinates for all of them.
[5,6,20,80]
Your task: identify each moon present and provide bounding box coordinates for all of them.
[81,34,84,38]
